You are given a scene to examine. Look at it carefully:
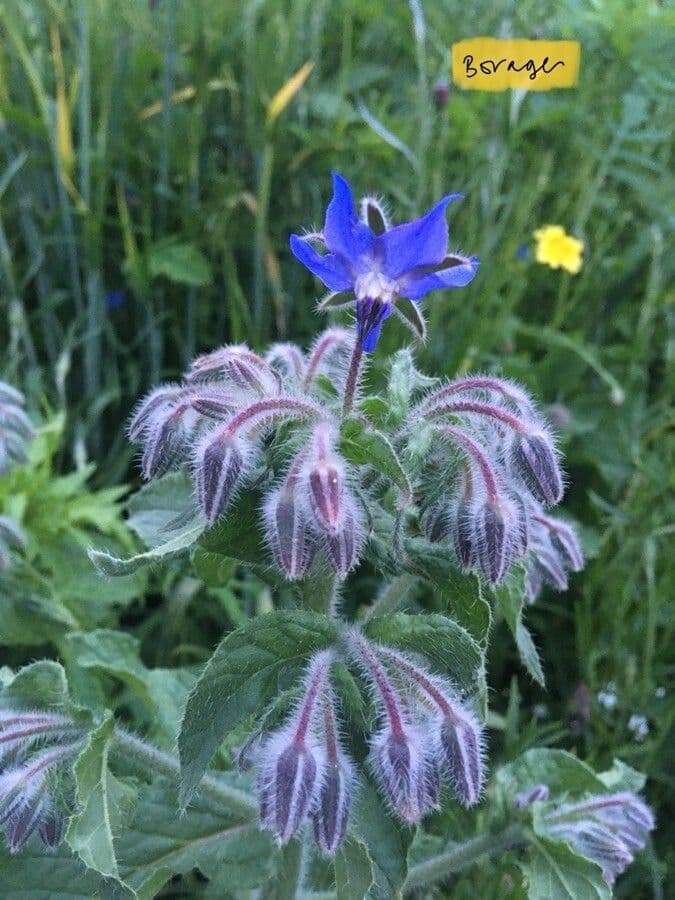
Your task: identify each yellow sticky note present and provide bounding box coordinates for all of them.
[452,39,580,91]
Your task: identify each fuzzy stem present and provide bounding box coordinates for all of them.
[223,396,324,438]
[403,824,528,891]
[378,647,462,722]
[439,425,500,503]
[292,652,331,745]
[111,727,257,818]
[351,633,406,737]
[342,339,364,416]
[423,377,531,411]
[425,399,528,434]
[303,330,349,391]
[363,573,418,623]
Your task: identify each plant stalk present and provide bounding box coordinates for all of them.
[342,339,364,416]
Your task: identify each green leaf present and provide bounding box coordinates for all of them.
[148,241,212,286]
[596,758,646,793]
[387,349,435,422]
[197,488,267,569]
[335,836,374,900]
[493,566,545,686]
[350,777,412,899]
[65,630,194,746]
[365,612,485,705]
[192,547,238,588]
[179,610,338,807]
[0,659,70,710]
[117,779,276,892]
[88,517,205,576]
[66,713,137,881]
[0,842,113,899]
[495,749,606,801]
[340,417,412,505]
[402,538,491,645]
[126,471,198,549]
[522,836,610,900]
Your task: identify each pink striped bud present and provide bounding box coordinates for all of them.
[304,425,346,536]
[422,502,451,544]
[451,499,476,571]
[532,542,569,591]
[256,652,331,844]
[194,431,251,524]
[513,783,550,809]
[265,343,306,382]
[187,345,280,395]
[127,383,184,441]
[370,724,433,824]
[38,811,64,849]
[140,401,195,480]
[545,518,584,572]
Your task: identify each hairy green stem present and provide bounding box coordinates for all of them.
[403,824,528,891]
[363,573,418,623]
[112,727,257,819]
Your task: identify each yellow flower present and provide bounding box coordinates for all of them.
[533,225,584,275]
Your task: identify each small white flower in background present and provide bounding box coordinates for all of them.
[628,715,649,742]
[655,686,665,699]
[597,689,618,710]
[533,703,550,720]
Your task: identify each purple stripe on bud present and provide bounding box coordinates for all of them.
[324,498,363,577]
[128,384,183,441]
[312,759,353,855]
[510,432,563,506]
[263,478,315,580]
[194,432,248,524]
[543,518,584,572]
[187,345,280,394]
[370,725,432,824]
[439,716,484,808]
[475,499,515,586]
[423,502,451,543]
[256,652,332,844]
[38,811,64,849]
[451,499,476,571]
[532,543,569,591]
[304,425,346,536]
[6,793,47,853]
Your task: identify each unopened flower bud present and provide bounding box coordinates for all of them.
[140,402,194,479]
[370,725,432,824]
[324,500,363,577]
[475,498,515,586]
[312,758,353,854]
[450,499,475,570]
[511,494,530,558]
[510,431,563,506]
[188,345,279,395]
[127,384,183,441]
[263,478,315,580]
[304,426,346,536]
[195,431,249,524]
[514,783,550,809]
[548,519,584,572]
[38,811,64,849]
[439,714,484,808]
[422,502,451,544]
[432,80,450,109]
[256,652,331,844]
[532,543,569,591]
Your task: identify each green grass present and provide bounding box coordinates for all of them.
[0,0,672,894]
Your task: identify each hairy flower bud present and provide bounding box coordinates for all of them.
[194,431,250,524]
[439,715,484,807]
[514,783,550,809]
[370,725,433,824]
[263,476,315,580]
[450,499,476,571]
[474,498,516,586]
[312,760,353,854]
[510,431,563,506]
[38,811,64,849]
[532,543,569,591]
[127,384,183,441]
[542,792,655,885]
[140,401,195,480]
[547,519,584,572]
[324,499,363,577]
[187,345,280,395]
[422,502,451,543]
[256,652,331,844]
[304,425,346,536]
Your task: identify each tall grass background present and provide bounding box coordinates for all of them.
[0,0,672,893]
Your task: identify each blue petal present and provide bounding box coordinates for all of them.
[378,193,463,279]
[323,172,375,271]
[289,234,354,292]
[400,255,479,301]
[358,304,393,352]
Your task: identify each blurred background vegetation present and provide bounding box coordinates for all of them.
[0,0,672,894]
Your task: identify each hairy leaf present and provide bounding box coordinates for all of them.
[522,836,610,900]
[335,836,374,900]
[493,566,545,686]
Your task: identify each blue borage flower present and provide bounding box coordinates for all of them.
[290,172,479,351]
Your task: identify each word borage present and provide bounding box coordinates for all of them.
[452,38,580,91]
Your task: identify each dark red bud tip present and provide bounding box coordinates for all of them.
[309,462,344,535]
[511,432,563,506]
[195,433,247,524]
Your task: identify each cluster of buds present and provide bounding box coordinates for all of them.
[129,331,364,579]
[252,633,484,851]
[0,709,84,853]
[538,791,655,885]
[414,375,583,587]
[0,382,34,476]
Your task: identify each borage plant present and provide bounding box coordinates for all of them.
[0,175,653,899]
